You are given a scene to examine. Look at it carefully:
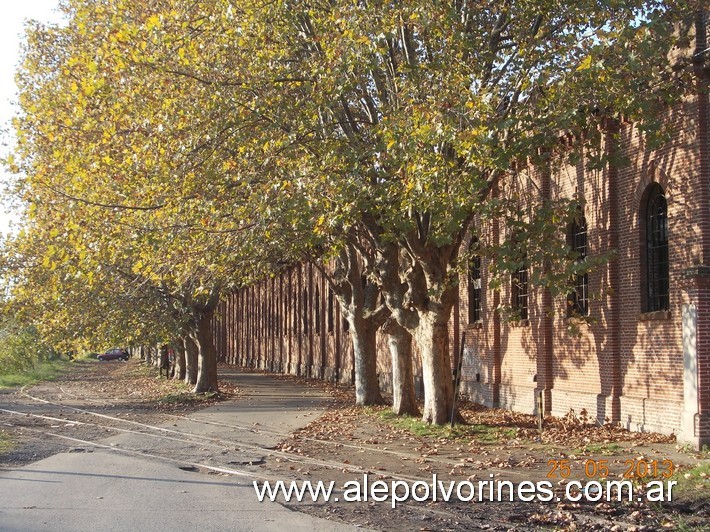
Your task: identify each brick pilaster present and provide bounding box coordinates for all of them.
[537,160,554,415]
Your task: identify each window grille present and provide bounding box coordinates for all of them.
[567,210,589,317]
[512,261,529,320]
[645,184,669,311]
[468,238,482,323]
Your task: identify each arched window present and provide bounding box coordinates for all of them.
[511,257,529,320]
[468,238,482,323]
[643,183,669,312]
[567,209,589,317]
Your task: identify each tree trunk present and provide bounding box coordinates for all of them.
[144,345,152,365]
[193,308,219,393]
[384,319,418,416]
[349,313,384,406]
[328,243,387,407]
[173,341,186,381]
[415,311,459,425]
[386,235,461,425]
[184,336,198,386]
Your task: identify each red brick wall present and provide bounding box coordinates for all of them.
[215,17,710,443]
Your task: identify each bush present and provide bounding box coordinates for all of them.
[0,321,57,375]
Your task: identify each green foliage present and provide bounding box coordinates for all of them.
[1,0,285,352]
[0,319,57,375]
[0,358,68,389]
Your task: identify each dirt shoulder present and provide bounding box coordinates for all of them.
[0,359,239,468]
[258,376,709,531]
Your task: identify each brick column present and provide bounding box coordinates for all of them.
[320,274,327,379]
[492,183,502,407]
[296,263,303,375]
[680,10,710,448]
[680,268,710,448]
[307,263,314,377]
[606,123,622,424]
[220,299,227,363]
[537,162,554,415]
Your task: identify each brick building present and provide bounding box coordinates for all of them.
[213,13,710,448]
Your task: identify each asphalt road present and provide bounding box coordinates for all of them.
[0,372,357,532]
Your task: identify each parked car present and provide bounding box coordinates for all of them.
[97,348,130,361]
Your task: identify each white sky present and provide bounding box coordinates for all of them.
[0,0,65,236]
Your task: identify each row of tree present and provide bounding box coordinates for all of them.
[1,0,696,423]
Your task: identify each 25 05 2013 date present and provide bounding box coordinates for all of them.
[547,459,675,479]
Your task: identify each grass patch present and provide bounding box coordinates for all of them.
[670,461,710,499]
[158,390,218,405]
[158,392,201,404]
[0,359,70,389]
[154,377,219,405]
[134,362,160,377]
[677,443,710,460]
[75,352,99,361]
[662,461,710,530]
[474,425,518,443]
[573,443,624,455]
[376,409,517,443]
[0,431,13,453]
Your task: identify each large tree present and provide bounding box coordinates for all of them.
[203,0,689,422]
[8,0,276,393]
[6,0,692,421]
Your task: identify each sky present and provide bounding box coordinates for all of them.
[0,0,65,236]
